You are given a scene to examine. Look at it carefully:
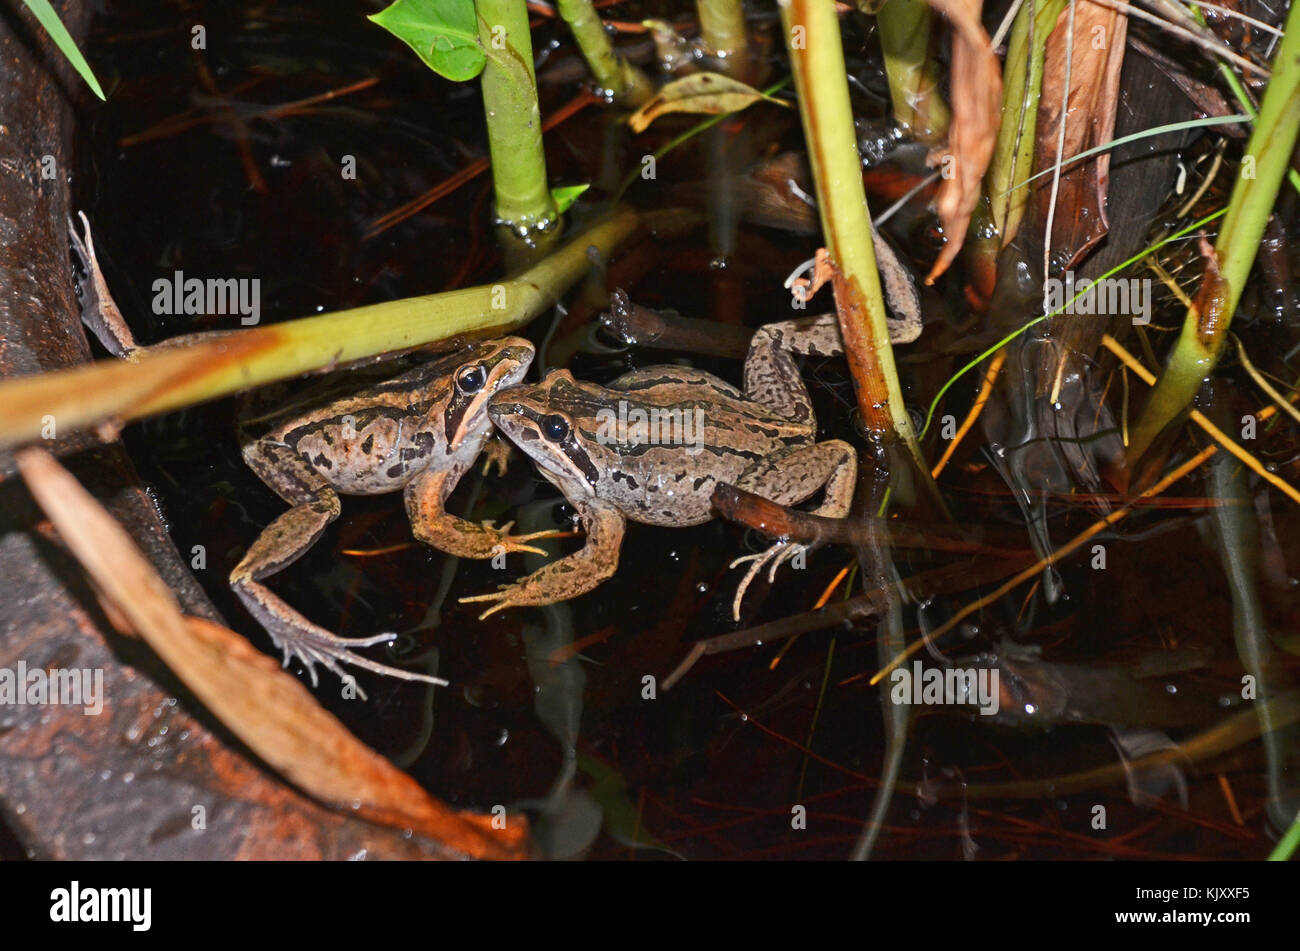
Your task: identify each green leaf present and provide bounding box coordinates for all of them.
[368,0,485,83]
[22,0,106,101]
[550,184,589,214]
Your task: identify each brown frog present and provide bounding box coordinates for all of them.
[232,338,550,692]
[462,314,859,621]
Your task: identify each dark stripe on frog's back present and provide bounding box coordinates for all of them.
[280,403,416,449]
[607,367,746,402]
[579,389,812,443]
[253,353,458,429]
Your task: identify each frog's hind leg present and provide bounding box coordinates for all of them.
[728,439,857,620]
[232,440,446,695]
[743,315,841,425]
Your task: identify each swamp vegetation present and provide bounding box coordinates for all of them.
[1,0,1299,860]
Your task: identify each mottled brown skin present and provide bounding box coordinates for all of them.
[463,315,858,620]
[232,338,545,691]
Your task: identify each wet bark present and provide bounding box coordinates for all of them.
[0,0,462,859]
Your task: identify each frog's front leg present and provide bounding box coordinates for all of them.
[459,498,625,619]
[405,462,557,559]
[232,440,446,694]
[728,439,857,620]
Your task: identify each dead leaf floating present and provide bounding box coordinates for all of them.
[1033,0,1128,269]
[627,72,787,133]
[924,0,1003,283]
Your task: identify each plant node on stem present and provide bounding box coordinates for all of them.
[556,0,654,106]
[476,0,559,251]
[697,0,751,77]
[877,0,950,144]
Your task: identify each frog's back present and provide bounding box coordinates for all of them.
[591,366,812,527]
[264,361,455,495]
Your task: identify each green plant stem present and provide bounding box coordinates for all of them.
[475,0,557,233]
[987,0,1065,245]
[697,0,749,71]
[1127,1,1300,464]
[779,0,935,498]
[1188,5,1300,196]
[0,209,642,449]
[556,0,653,105]
[1208,447,1299,834]
[1270,809,1300,860]
[876,0,949,143]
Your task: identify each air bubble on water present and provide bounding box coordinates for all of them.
[497,729,509,747]
[122,772,135,784]
[696,582,709,594]
[1166,683,1177,694]
[1024,703,1037,715]
[83,833,96,845]
[14,803,25,815]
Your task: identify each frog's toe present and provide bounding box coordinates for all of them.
[459,586,517,620]
[729,541,804,621]
[480,439,512,478]
[501,528,564,555]
[267,626,447,694]
[766,543,805,582]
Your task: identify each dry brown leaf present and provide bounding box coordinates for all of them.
[1034,0,1129,268]
[924,0,1003,284]
[14,447,529,861]
[627,72,784,133]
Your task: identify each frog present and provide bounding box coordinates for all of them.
[231,337,552,692]
[68,214,547,691]
[461,312,862,621]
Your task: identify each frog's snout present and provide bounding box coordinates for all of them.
[499,338,535,373]
[486,391,516,421]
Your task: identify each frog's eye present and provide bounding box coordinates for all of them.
[456,365,486,393]
[540,414,570,442]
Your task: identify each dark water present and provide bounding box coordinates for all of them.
[74,0,1300,859]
